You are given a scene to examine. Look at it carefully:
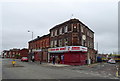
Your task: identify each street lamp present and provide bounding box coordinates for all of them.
[28,30,33,40]
[94,42,99,62]
[28,30,34,61]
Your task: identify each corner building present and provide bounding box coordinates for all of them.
[48,18,96,65]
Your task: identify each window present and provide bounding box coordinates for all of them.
[91,33,94,38]
[51,31,54,37]
[54,40,57,47]
[59,28,62,34]
[81,26,84,32]
[73,26,77,32]
[64,25,68,33]
[64,38,68,46]
[51,41,53,47]
[90,43,92,48]
[55,30,57,36]
[88,41,90,47]
[59,39,62,47]
[90,32,93,38]
[87,31,89,36]
[81,39,84,46]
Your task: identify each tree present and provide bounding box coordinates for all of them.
[15,54,20,59]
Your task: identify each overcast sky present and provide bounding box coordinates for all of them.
[0,0,119,54]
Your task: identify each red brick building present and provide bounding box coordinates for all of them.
[3,48,20,58]
[28,34,50,62]
[3,48,28,59]
[48,18,96,65]
[19,48,29,59]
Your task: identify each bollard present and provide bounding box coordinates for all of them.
[116,66,120,77]
[116,68,119,77]
[12,59,16,67]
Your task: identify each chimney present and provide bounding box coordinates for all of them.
[37,36,40,38]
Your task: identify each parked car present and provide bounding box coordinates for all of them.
[21,57,28,62]
[107,58,116,64]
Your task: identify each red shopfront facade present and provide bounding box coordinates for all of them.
[48,46,87,65]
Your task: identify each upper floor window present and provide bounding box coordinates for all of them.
[51,41,53,47]
[73,26,77,32]
[54,40,57,47]
[87,41,90,47]
[90,32,93,38]
[81,26,84,33]
[13,52,15,54]
[58,39,62,47]
[59,28,62,35]
[91,33,94,38]
[64,25,68,33]
[64,38,68,46]
[87,31,89,36]
[51,31,54,37]
[55,30,57,36]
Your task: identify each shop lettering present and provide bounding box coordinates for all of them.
[60,48,66,50]
[49,46,87,52]
[56,48,59,51]
[72,47,80,50]
[51,49,56,51]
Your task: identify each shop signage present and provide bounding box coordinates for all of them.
[48,46,87,53]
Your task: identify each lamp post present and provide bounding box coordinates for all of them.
[28,30,34,61]
[94,42,99,62]
[28,30,33,41]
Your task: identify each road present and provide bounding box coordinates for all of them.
[2,58,119,79]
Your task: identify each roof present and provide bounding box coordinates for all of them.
[28,34,50,43]
[50,18,94,33]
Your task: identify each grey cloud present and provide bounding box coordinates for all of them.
[1,1,118,53]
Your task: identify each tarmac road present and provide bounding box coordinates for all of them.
[2,58,119,79]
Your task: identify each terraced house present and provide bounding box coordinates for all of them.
[28,34,50,62]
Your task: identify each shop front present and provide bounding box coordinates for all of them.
[32,49,42,61]
[48,46,87,65]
